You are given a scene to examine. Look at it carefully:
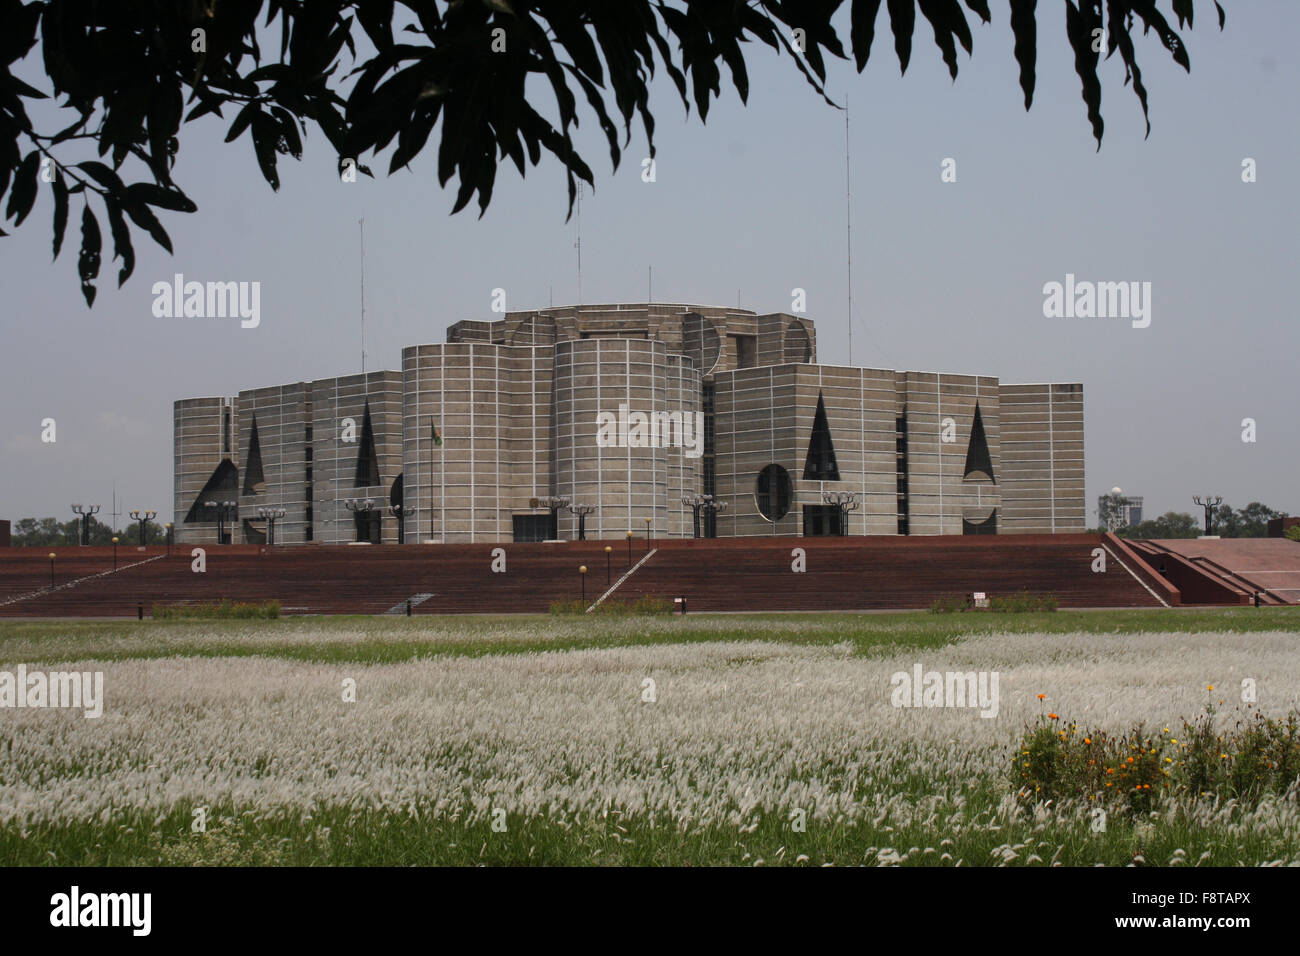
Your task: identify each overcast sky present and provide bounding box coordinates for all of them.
[2,3,1296,530]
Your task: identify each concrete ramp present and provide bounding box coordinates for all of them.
[1142,538,1300,605]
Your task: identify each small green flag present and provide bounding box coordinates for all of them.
[432,422,443,446]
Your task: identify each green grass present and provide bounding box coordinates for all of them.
[0,606,1296,666]
[5,799,1295,867]
[3,607,1298,866]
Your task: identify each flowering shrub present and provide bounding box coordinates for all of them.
[927,596,968,614]
[929,592,1057,614]
[989,592,1058,613]
[549,596,674,616]
[152,599,280,620]
[1013,695,1300,813]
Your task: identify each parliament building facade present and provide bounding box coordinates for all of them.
[173,303,1085,545]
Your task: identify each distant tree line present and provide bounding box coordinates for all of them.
[9,516,169,547]
[1096,502,1289,539]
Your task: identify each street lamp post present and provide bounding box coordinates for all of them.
[1192,495,1224,537]
[579,565,587,604]
[70,503,100,546]
[822,491,860,536]
[388,503,406,544]
[604,545,612,585]
[705,497,728,538]
[165,522,173,556]
[567,502,595,541]
[111,536,119,569]
[626,530,634,566]
[682,494,728,539]
[343,498,376,543]
[130,509,157,547]
[536,495,571,540]
[205,500,236,544]
[257,506,286,546]
[644,515,652,550]
[48,552,56,589]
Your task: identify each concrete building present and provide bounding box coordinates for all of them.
[173,303,1086,544]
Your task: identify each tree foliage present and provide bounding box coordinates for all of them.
[1111,502,1284,540]
[0,1,1226,305]
[11,515,169,547]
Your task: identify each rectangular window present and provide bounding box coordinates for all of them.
[731,335,756,369]
[802,504,842,537]
[512,514,552,542]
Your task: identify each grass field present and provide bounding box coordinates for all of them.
[1,607,1298,866]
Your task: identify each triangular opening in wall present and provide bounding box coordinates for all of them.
[242,417,266,495]
[802,391,840,481]
[354,401,381,487]
[184,459,239,522]
[963,402,995,484]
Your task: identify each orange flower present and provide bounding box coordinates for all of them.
[1048,713,1059,720]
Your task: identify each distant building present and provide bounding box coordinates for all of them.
[174,304,1086,544]
[1268,516,1300,538]
[1099,493,1143,529]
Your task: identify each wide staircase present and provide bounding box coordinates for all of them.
[1128,538,1300,606]
[628,534,1164,611]
[0,543,634,617]
[0,533,1167,616]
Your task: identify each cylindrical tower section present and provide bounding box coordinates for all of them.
[403,342,511,543]
[552,339,701,540]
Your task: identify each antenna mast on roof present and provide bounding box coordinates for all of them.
[575,182,583,304]
[359,217,367,378]
[845,95,853,367]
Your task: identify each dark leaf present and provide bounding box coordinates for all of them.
[122,193,174,253]
[1009,0,1037,109]
[1065,0,1104,148]
[103,194,135,286]
[886,0,916,73]
[5,149,38,225]
[250,112,281,189]
[126,183,198,213]
[51,169,68,259]
[225,101,259,143]
[77,204,101,307]
[75,160,125,194]
[918,0,975,79]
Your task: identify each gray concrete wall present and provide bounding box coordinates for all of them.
[309,371,404,544]
[402,343,554,542]
[235,382,311,544]
[552,339,700,540]
[998,383,1086,533]
[173,396,237,545]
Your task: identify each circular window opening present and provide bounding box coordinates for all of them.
[754,464,792,522]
